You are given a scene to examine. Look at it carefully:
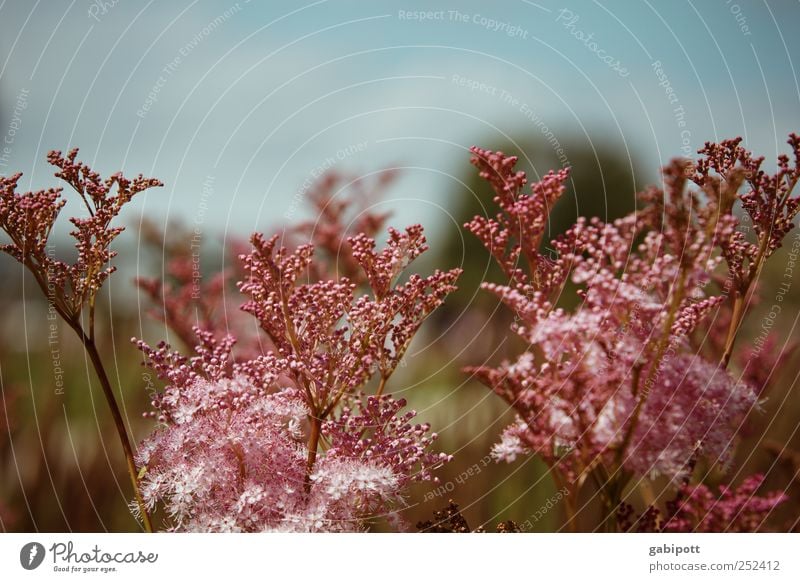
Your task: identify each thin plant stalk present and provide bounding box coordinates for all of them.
[64,304,153,532]
[22,253,154,531]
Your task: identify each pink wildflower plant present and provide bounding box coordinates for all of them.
[662,474,788,533]
[1,149,162,530]
[134,219,459,531]
[465,136,798,530]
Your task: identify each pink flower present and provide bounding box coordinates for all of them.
[662,474,788,532]
[135,219,459,531]
[134,370,447,531]
[598,355,757,480]
[464,141,783,492]
[1,148,161,320]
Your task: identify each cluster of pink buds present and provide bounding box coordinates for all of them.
[134,216,460,530]
[1,149,162,530]
[465,136,798,531]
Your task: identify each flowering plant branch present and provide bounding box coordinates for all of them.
[117,165,460,530]
[236,226,460,484]
[132,223,459,530]
[0,149,161,531]
[464,135,799,532]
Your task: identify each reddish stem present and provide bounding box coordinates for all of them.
[74,322,153,532]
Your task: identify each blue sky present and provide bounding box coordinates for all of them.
[1,0,798,247]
